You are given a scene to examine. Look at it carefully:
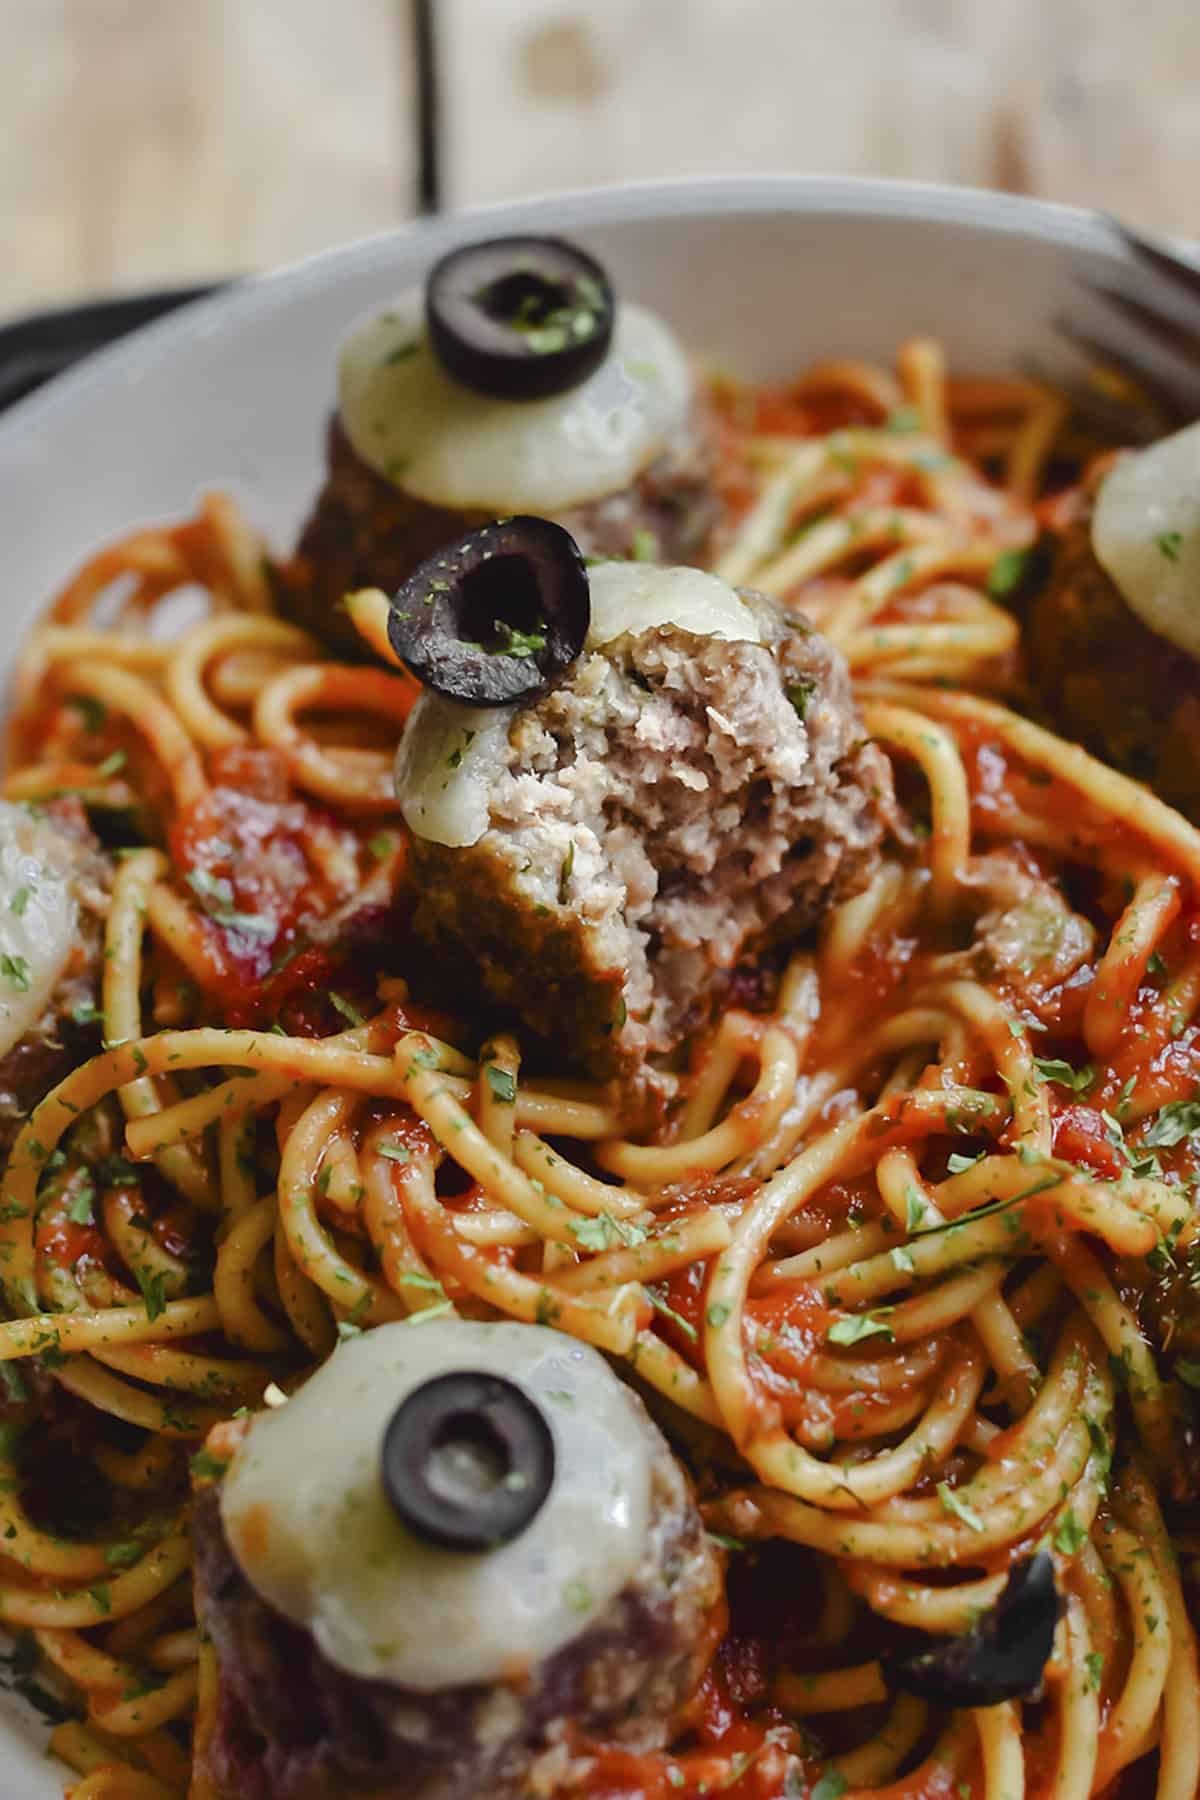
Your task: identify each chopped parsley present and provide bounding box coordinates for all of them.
[646,1286,697,1342]
[631,528,659,562]
[185,868,274,941]
[706,1301,733,1330]
[1053,1508,1088,1556]
[987,547,1033,598]
[71,996,101,1027]
[189,1450,228,1481]
[0,955,30,993]
[329,992,365,1028]
[377,1140,411,1164]
[65,1182,95,1226]
[406,1299,454,1326]
[383,340,420,365]
[1156,531,1183,562]
[827,1313,894,1347]
[883,406,921,434]
[786,679,816,722]
[135,1267,168,1324]
[484,1064,517,1105]
[811,1772,848,1800]
[104,1539,144,1570]
[937,1481,984,1532]
[1033,1057,1095,1093]
[398,1271,446,1295]
[904,1185,930,1230]
[571,1211,648,1252]
[8,889,29,918]
[1143,1095,1200,1148]
[93,749,127,781]
[495,622,546,659]
[368,831,397,861]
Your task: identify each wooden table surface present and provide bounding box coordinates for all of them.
[3,0,1198,319]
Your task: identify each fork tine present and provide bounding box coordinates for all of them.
[1081,280,1200,365]
[1053,315,1192,429]
[1107,215,1200,305]
[1025,365,1162,447]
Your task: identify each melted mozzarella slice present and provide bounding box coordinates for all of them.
[394,695,514,848]
[220,1319,652,1692]
[586,560,762,648]
[338,291,692,513]
[394,563,760,847]
[0,804,79,1059]
[1092,420,1200,661]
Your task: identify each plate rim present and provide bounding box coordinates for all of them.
[0,172,1127,451]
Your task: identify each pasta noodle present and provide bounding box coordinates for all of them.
[0,351,1194,1800]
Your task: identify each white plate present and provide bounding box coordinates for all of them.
[0,173,1177,1795]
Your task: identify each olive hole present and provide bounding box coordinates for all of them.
[478,270,572,330]
[457,555,549,654]
[426,1409,511,1506]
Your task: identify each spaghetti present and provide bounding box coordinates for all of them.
[0,342,1196,1800]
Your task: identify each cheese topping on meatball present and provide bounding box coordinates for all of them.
[395,561,762,849]
[1092,419,1200,662]
[220,1320,653,1692]
[0,803,80,1061]
[338,293,693,514]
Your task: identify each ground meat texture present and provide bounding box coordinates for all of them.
[193,1431,720,1800]
[280,415,720,657]
[954,850,1095,995]
[0,804,109,1163]
[408,601,891,1090]
[1026,483,1200,821]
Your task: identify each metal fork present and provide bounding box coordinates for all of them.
[1052,218,1200,444]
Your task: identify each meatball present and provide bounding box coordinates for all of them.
[397,565,892,1089]
[194,1321,721,1800]
[1027,486,1200,820]
[279,274,719,658]
[0,800,109,1160]
[286,415,719,660]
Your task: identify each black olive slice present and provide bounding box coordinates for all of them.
[387,516,590,706]
[885,1552,1063,1707]
[426,235,615,401]
[380,1371,556,1552]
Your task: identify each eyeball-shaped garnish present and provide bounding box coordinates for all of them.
[337,292,692,515]
[426,236,615,402]
[380,1370,555,1552]
[387,517,590,706]
[218,1319,656,1690]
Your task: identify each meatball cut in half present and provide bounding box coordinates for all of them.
[0,799,109,1161]
[193,1319,721,1800]
[1028,419,1200,820]
[285,235,719,656]
[395,542,892,1089]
